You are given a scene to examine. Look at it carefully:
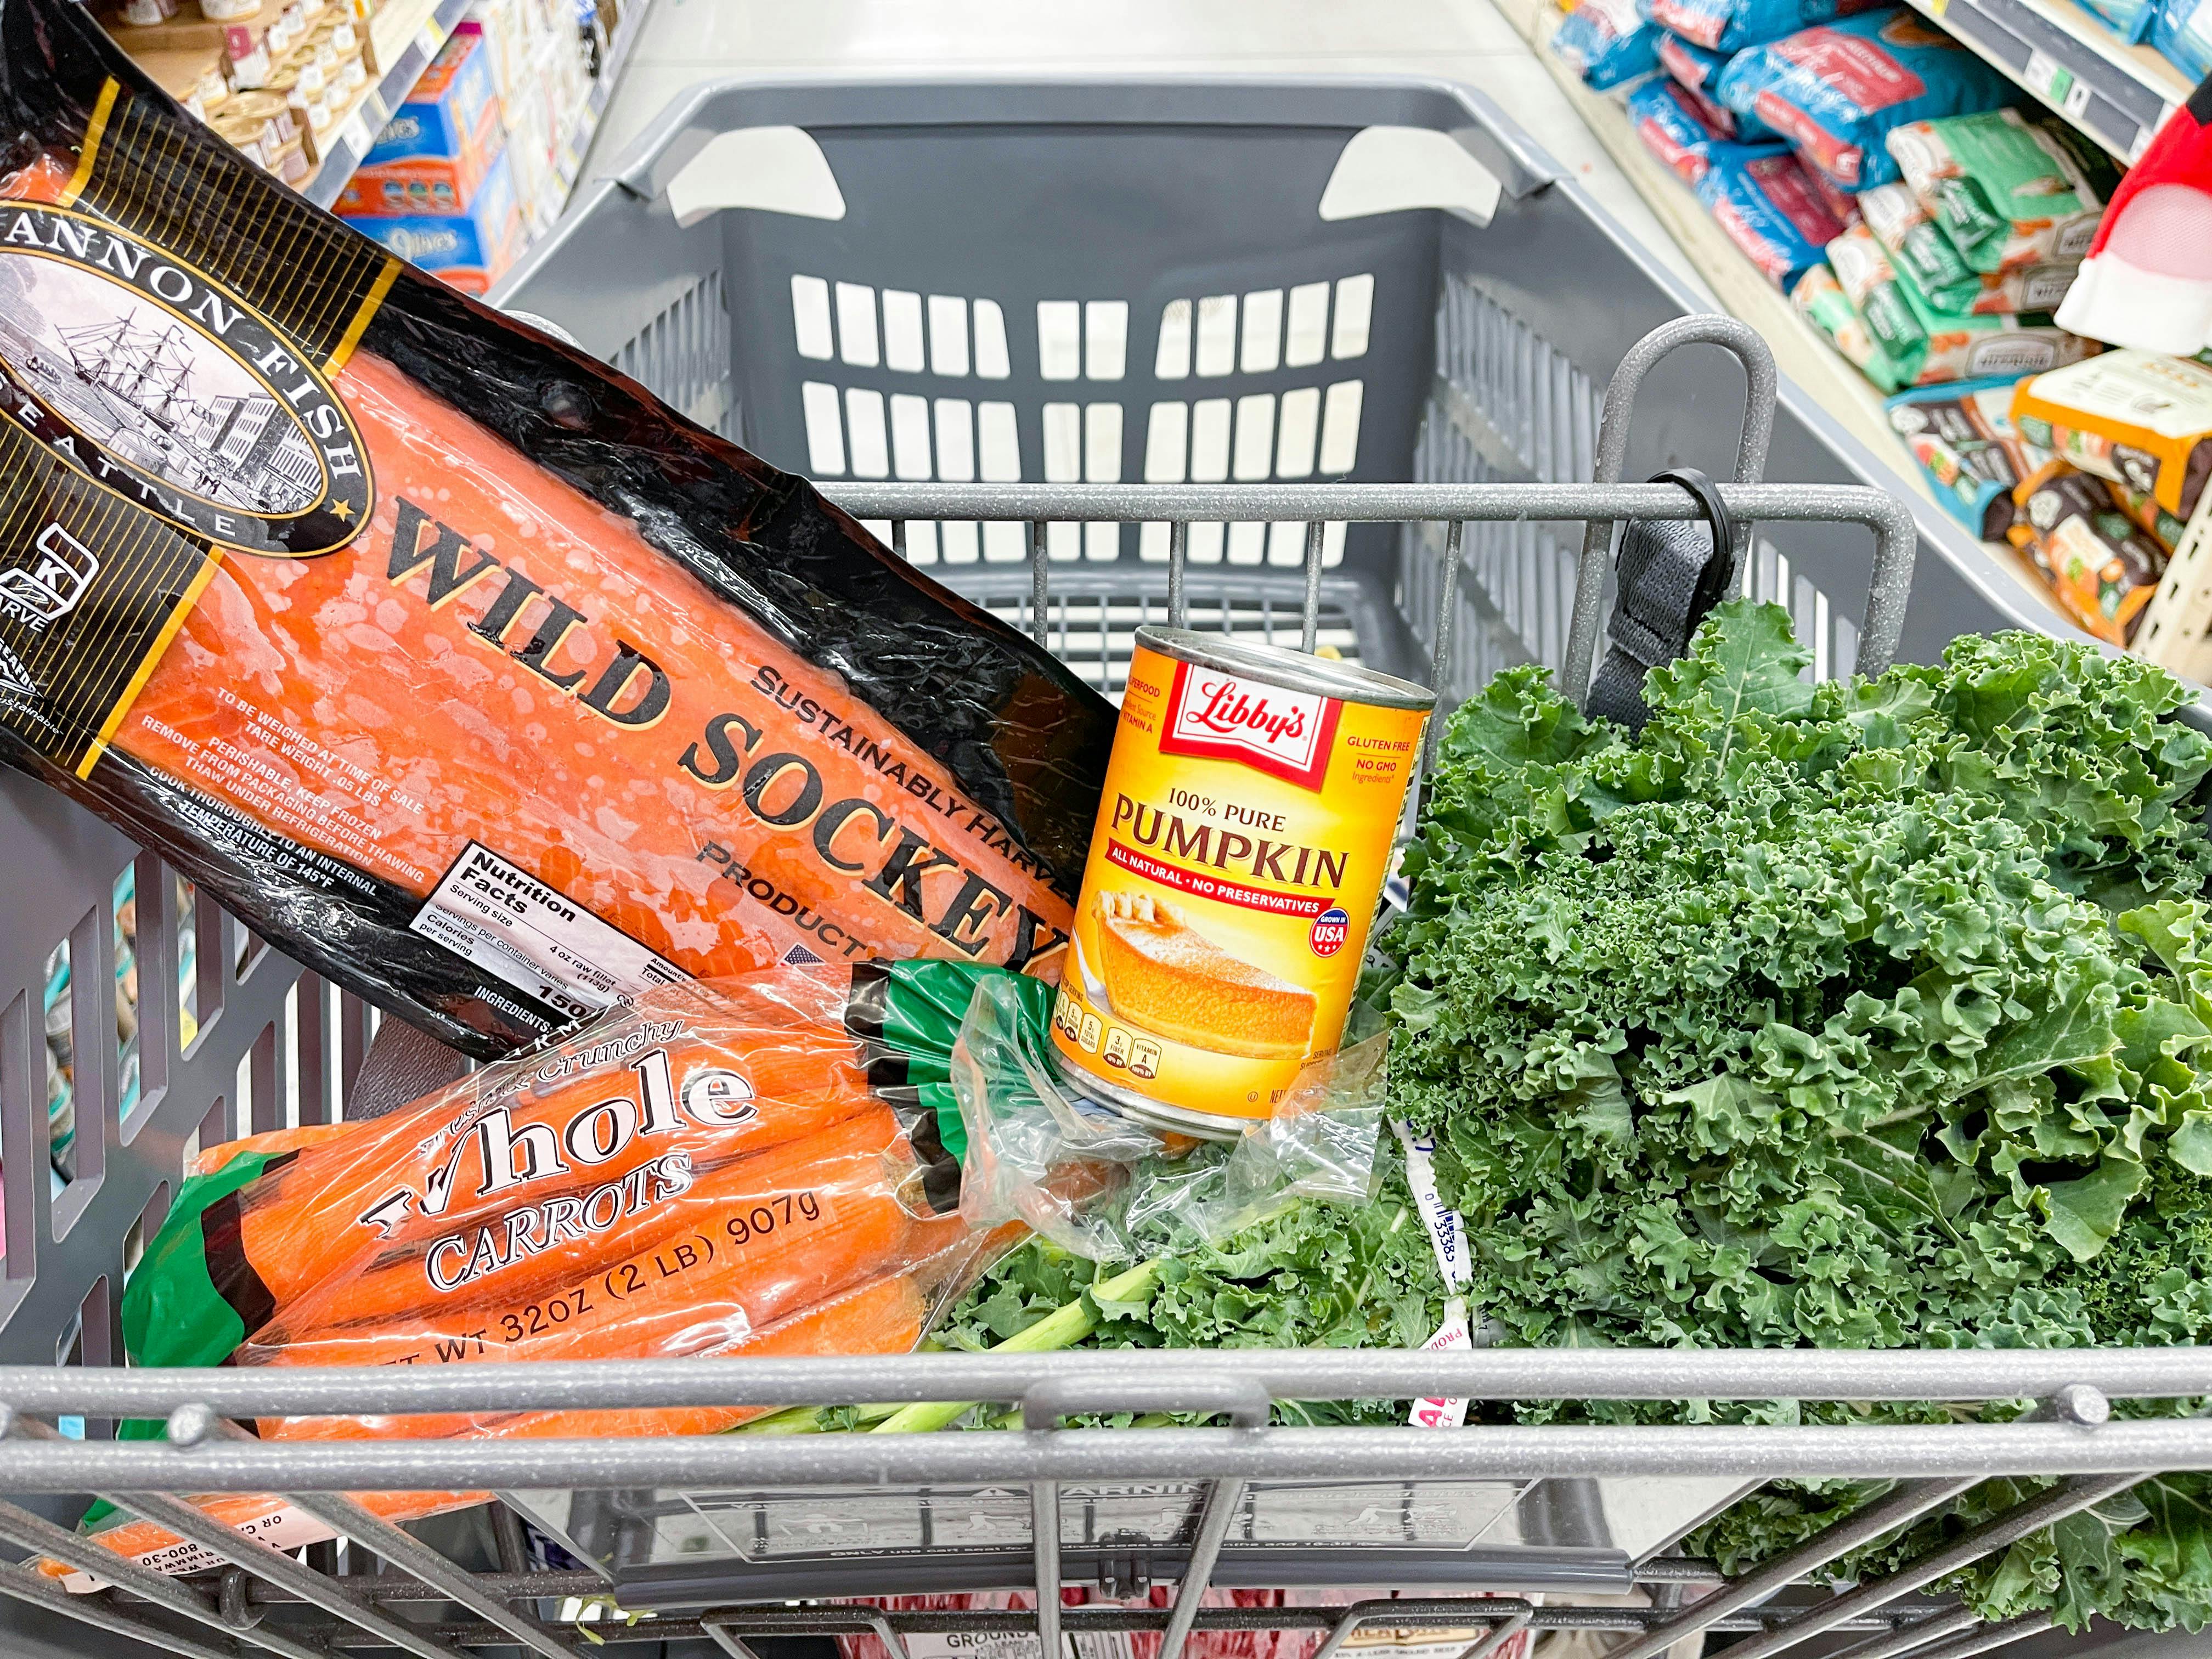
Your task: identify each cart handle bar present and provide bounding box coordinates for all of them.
[0,1346,2201,1417]
[818,481,1916,678]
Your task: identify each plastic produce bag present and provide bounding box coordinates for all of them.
[1656,32,1782,138]
[1793,263,1914,391]
[1886,109,2116,273]
[1886,377,2056,539]
[1716,9,2014,189]
[2011,350,2212,520]
[950,970,1387,1264]
[1645,0,1887,52]
[0,0,1115,1062]
[1696,148,1848,287]
[2007,470,2169,644]
[52,965,1017,1589]
[1552,0,1663,85]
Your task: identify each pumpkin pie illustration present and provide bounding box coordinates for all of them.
[1091,890,1316,1059]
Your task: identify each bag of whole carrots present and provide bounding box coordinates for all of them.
[0,0,1114,1062]
[53,963,1028,1590]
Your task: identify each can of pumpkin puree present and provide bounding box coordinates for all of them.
[1049,627,1433,1138]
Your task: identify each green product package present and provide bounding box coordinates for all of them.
[1885,109,2115,274]
[1791,263,1912,393]
[1858,180,1983,309]
[1888,255,2097,384]
[1827,222,1930,377]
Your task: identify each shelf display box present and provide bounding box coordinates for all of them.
[343,146,523,294]
[335,101,506,213]
[359,29,501,168]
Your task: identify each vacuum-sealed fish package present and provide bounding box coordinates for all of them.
[0,0,1115,1058]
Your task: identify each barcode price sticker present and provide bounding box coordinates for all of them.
[1393,1120,1471,1289]
[2023,49,2068,102]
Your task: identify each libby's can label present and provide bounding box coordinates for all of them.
[1049,627,1432,1136]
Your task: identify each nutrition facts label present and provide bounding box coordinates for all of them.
[411,842,689,1021]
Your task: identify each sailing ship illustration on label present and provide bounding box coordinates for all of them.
[0,205,371,554]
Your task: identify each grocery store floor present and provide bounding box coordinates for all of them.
[582,0,1709,296]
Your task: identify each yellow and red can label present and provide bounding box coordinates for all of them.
[1051,633,1430,1132]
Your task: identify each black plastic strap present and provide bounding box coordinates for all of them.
[1584,467,1740,731]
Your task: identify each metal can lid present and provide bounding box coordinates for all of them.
[1135,626,1436,712]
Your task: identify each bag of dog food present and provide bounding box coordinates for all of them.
[1697,148,1849,287]
[1793,263,1913,391]
[1716,9,2013,189]
[1892,258,2100,383]
[1886,109,2117,273]
[1859,180,2080,313]
[2007,469,2169,645]
[2011,350,2212,520]
[1657,30,1783,137]
[1554,0,1663,86]
[1886,377,2054,539]
[2154,0,2212,77]
[1828,222,1931,370]
[2110,480,2192,552]
[1629,77,1785,180]
[1646,0,1887,52]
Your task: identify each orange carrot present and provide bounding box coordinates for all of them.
[258,1268,933,1445]
[241,1098,901,1334]
[242,1105,926,1369]
[40,1271,933,1586]
[211,980,875,1314]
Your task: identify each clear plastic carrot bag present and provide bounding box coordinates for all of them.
[56,965,1018,1589]
[949,972,1388,1263]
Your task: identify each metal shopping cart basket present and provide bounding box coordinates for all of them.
[0,72,2206,1659]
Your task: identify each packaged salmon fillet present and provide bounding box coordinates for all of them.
[0,0,1115,1060]
[57,962,1026,1590]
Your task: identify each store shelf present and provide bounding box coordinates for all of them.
[1505,0,2076,627]
[1900,0,2193,161]
[585,0,648,123]
[299,0,473,207]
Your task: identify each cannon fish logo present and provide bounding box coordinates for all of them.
[0,205,370,556]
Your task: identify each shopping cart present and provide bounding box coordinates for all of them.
[0,72,2204,1659]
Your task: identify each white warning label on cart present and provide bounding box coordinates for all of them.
[61,1504,340,1592]
[411,840,690,1020]
[906,1632,1137,1659]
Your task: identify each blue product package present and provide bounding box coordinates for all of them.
[2077,0,2156,39]
[361,31,500,166]
[1886,378,2053,540]
[2154,0,2212,76]
[1657,31,1784,138]
[1716,8,2015,189]
[1697,146,1849,287]
[1629,76,1787,181]
[1647,0,1889,50]
[1553,0,1663,87]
